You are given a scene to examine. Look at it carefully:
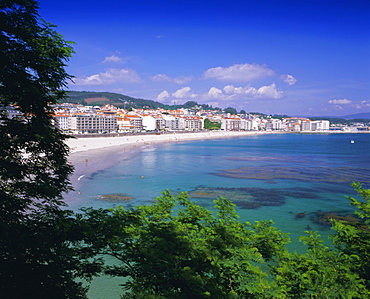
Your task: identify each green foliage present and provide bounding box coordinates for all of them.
[65,91,169,109]
[80,185,370,298]
[271,183,370,298]
[0,0,74,209]
[246,220,290,261]
[204,118,221,130]
[65,91,222,111]
[274,231,366,298]
[224,107,238,115]
[182,101,216,110]
[0,1,101,297]
[182,100,199,108]
[249,112,268,117]
[82,191,277,298]
[273,114,290,119]
[330,182,370,290]
[350,118,370,123]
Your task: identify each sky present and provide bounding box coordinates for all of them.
[38,0,370,116]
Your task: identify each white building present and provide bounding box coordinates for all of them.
[245,120,259,131]
[221,117,242,130]
[265,119,283,131]
[142,115,165,131]
[55,114,71,131]
[184,116,204,131]
[163,115,185,131]
[125,113,143,132]
[301,121,312,131]
[117,117,135,132]
[312,120,330,131]
[68,114,117,134]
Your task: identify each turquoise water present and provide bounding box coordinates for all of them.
[66,133,370,298]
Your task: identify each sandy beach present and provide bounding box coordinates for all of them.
[65,131,276,195]
[66,131,275,154]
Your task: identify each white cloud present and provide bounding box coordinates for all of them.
[202,63,275,82]
[155,90,170,102]
[209,83,283,100]
[361,100,370,107]
[172,87,197,99]
[281,74,297,85]
[151,74,171,82]
[333,105,344,110]
[173,76,192,84]
[207,87,224,100]
[102,55,122,63]
[159,83,284,106]
[150,74,192,84]
[223,85,258,97]
[73,68,143,86]
[328,99,352,104]
[353,100,370,109]
[257,83,284,99]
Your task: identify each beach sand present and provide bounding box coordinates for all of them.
[64,131,277,199]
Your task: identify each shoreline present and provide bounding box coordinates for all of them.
[63,130,368,201]
[64,131,277,199]
[66,131,277,154]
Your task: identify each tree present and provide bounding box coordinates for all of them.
[224,107,238,115]
[183,100,199,108]
[239,109,246,115]
[204,118,221,130]
[270,182,370,298]
[273,231,366,298]
[0,1,100,297]
[330,182,370,290]
[80,186,370,298]
[82,191,279,298]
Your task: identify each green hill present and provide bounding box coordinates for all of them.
[63,91,166,109]
[63,91,220,111]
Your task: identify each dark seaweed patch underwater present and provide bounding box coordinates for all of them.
[187,186,321,209]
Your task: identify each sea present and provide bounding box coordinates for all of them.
[66,132,370,298]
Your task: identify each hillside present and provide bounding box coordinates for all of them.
[64,91,167,109]
[63,91,218,111]
[341,113,370,120]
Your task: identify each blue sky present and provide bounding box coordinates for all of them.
[38,0,370,116]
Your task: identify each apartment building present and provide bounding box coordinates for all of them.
[55,113,71,131]
[163,115,185,131]
[117,117,135,132]
[221,117,243,130]
[125,114,143,131]
[312,120,330,131]
[184,116,204,131]
[142,115,165,131]
[265,119,284,131]
[68,114,117,134]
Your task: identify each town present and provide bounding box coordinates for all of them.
[50,102,368,134]
[5,102,369,134]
